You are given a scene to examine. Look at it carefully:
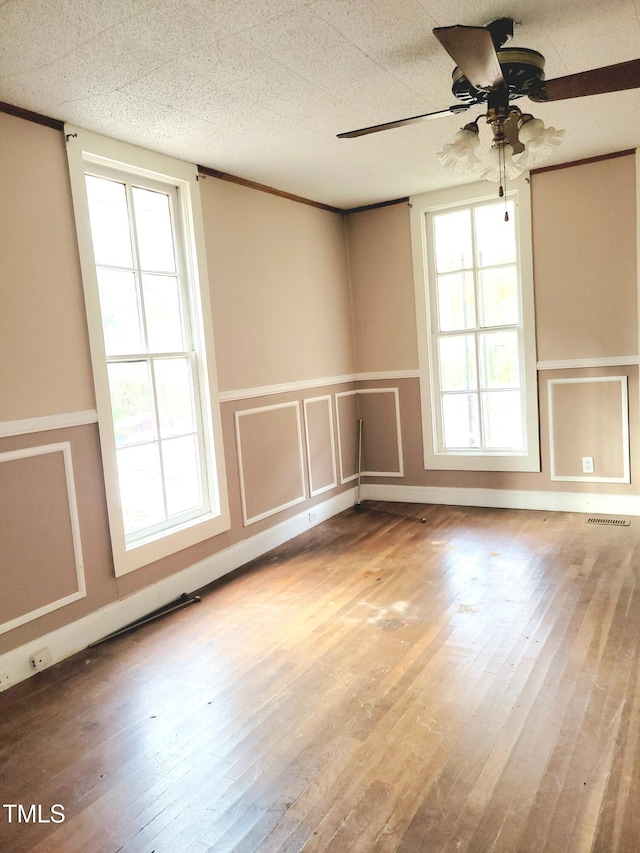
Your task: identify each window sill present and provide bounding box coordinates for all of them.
[114,509,231,576]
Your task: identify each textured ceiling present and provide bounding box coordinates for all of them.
[2,0,640,208]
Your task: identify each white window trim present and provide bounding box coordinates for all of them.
[66,126,230,575]
[410,176,540,472]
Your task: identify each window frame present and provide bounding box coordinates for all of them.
[410,177,540,472]
[66,126,230,575]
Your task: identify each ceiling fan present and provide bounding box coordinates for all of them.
[338,18,640,141]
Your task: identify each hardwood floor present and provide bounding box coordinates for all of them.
[2,502,640,852]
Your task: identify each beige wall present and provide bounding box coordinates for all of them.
[202,179,354,391]
[346,201,418,373]
[0,113,95,421]
[532,155,637,362]
[0,449,80,625]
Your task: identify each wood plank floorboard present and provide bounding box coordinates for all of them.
[2,503,640,851]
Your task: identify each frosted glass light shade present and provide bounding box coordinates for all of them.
[481,143,523,182]
[437,125,481,174]
[514,117,564,168]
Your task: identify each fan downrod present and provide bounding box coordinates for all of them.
[487,18,514,49]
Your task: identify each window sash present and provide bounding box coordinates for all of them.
[107,352,209,541]
[429,198,527,454]
[410,178,540,473]
[85,168,212,544]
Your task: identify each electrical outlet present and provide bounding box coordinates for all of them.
[0,671,11,688]
[582,456,594,474]
[29,647,53,672]
[308,510,318,523]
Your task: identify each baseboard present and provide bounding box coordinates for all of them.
[0,488,356,692]
[361,483,640,516]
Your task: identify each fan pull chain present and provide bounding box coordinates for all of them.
[497,142,509,221]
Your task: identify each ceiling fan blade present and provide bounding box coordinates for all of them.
[433,25,504,90]
[337,104,471,138]
[529,58,640,102]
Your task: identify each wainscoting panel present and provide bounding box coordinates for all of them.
[235,402,306,525]
[0,442,86,634]
[336,388,404,482]
[548,376,630,482]
[303,395,337,497]
[357,388,404,477]
[336,391,359,484]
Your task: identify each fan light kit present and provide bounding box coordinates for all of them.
[338,17,640,209]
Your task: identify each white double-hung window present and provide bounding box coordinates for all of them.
[411,178,539,472]
[67,127,229,575]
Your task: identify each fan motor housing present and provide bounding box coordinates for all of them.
[452,47,545,103]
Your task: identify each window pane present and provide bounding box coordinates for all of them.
[154,358,195,438]
[439,335,477,392]
[132,187,176,273]
[97,268,143,356]
[483,391,523,449]
[475,201,516,267]
[85,175,133,268]
[480,331,520,388]
[433,209,472,273]
[437,271,476,331]
[142,274,184,352]
[442,394,480,448]
[163,435,201,516]
[108,361,155,447]
[116,443,164,534]
[479,266,519,327]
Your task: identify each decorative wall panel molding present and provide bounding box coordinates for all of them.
[336,388,404,482]
[335,391,359,484]
[548,376,630,483]
[0,442,86,635]
[537,356,639,371]
[234,401,306,525]
[220,374,356,402]
[356,388,404,477]
[303,395,337,497]
[0,409,98,438]
[218,371,417,403]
